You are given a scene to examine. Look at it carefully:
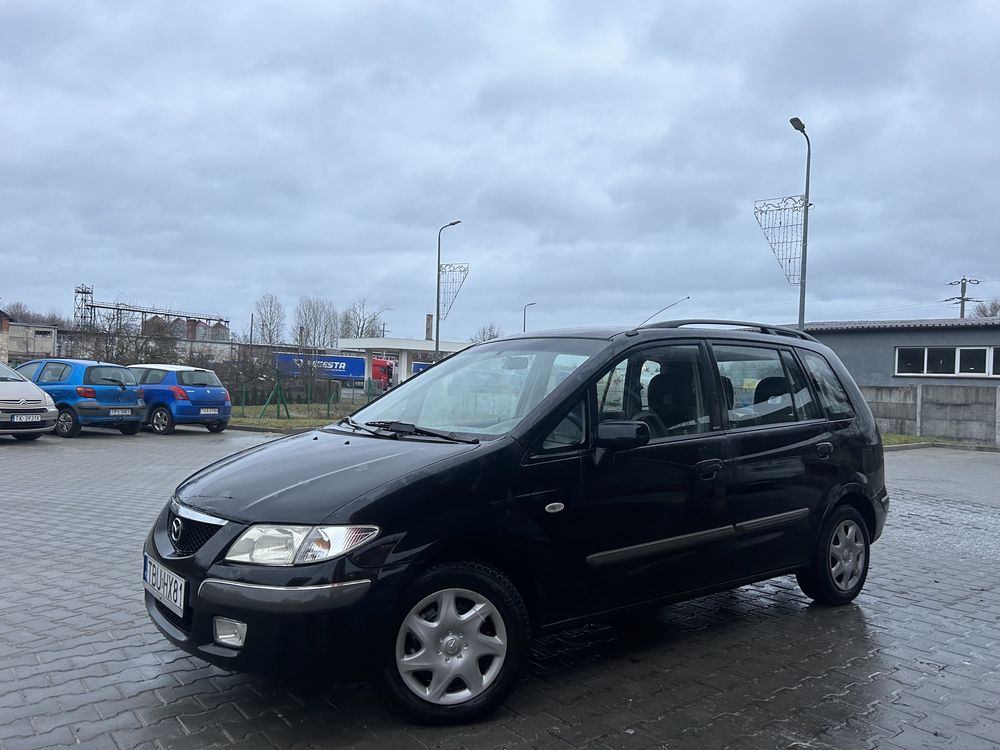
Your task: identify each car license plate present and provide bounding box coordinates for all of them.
[200,408,219,415]
[12,414,42,422]
[109,408,131,416]
[143,555,185,617]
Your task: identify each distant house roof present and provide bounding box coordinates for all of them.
[805,317,1000,333]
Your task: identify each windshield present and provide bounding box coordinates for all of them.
[0,362,24,381]
[341,338,603,438]
[178,370,223,387]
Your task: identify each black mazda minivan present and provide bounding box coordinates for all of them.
[143,320,888,723]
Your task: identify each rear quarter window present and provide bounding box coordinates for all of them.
[799,350,855,420]
[15,362,41,380]
[84,366,137,386]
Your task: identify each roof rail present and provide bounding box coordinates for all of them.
[640,319,819,343]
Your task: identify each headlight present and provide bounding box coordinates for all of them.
[43,393,55,407]
[225,524,379,566]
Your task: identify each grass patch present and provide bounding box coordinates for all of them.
[229,401,366,431]
[882,433,949,446]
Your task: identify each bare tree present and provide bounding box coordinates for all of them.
[340,296,389,338]
[88,307,178,363]
[1,300,72,327]
[294,296,339,350]
[254,293,286,346]
[972,297,1000,318]
[469,322,503,343]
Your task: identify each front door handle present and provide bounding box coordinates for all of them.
[695,459,724,479]
[816,442,833,459]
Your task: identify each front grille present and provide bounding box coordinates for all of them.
[0,408,48,414]
[168,509,223,556]
[0,399,42,405]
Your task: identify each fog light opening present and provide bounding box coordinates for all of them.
[213,617,247,648]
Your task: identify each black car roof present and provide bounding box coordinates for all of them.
[499,319,820,347]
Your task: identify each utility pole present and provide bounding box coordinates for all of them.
[945,276,981,318]
[435,220,461,354]
[789,117,811,330]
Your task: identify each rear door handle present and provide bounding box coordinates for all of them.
[816,442,833,459]
[695,459,724,479]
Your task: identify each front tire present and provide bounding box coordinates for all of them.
[119,422,141,435]
[150,407,175,435]
[797,504,871,605]
[376,562,531,725]
[55,408,82,438]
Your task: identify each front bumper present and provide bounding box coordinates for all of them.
[143,506,397,680]
[0,407,58,434]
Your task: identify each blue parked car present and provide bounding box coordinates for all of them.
[128,364,231,434]
[15,358,144,438]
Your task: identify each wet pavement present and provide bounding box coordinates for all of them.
[1,430,999,749]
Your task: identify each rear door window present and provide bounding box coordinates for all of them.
[712,345,796,427]
[84,366,137,386]
[38,362,71,384]
[799,351,855,420]
[142,369,169,385]
[781,351,822,420]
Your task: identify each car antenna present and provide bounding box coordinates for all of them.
[628,296,691,334]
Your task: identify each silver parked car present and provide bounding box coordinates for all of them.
[0,361,58,440]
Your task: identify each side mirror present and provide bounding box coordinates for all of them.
[594,420,649,465]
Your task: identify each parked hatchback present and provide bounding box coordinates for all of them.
[17,358,144,437]
[129,365,231,434]
[143,321,887,723]
[0,361,58,440]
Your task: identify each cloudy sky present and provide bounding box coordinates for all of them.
[1,0,998,342]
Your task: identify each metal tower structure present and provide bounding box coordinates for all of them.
[438,263,470,321]
[754,195,806,285]
[73,284,96,329]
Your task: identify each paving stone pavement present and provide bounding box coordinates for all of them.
[2,430,999,749]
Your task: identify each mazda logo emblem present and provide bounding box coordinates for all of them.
[170,517,184,542]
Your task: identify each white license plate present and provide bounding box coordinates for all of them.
[109,409,131,416]
[200,408,219,415]
[12,414,42,423]
[143,555,185,617]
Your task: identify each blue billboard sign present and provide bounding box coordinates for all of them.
[274,353,366,380]
[411,362,433,375]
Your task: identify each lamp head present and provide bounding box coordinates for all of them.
[448,220,462,227]
[789,117,806,133]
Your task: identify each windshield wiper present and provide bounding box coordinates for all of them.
[364,421,479,444]
[99,377,127,390]
[339,416,396,438]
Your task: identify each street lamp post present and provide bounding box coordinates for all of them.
[435,220,461,354]
[522,302,536,332]
[790,117,811,331]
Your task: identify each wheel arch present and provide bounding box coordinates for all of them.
[829,490,876,541]
[418,535,545,630]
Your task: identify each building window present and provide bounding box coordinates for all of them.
[896,348,925,374]
[959,348,988,374]
[926,348,956,374]
[895,346,998,377]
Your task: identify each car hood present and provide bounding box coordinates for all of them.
[175,428,481,524]
[0,379,46,401]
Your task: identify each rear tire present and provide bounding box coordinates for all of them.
[55,408,82,438]
[797,504,871,606]
[119,422,141,435]
[206,421,227,433]
[13,433,43,441]
[150,407,175,435]
[376,562,531,725]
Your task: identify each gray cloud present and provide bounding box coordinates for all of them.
[2,0,998,341]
